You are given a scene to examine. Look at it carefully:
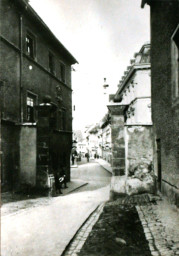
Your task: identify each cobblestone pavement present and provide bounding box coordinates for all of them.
[136,204,179,256]
[63,203,105,256]
[62,194,179,256]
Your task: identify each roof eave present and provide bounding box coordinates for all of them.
[15,0,78,64]
[114,63,150,101]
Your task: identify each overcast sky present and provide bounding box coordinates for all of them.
[30,0,150,130]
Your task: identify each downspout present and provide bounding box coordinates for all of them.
[19,14,23,123]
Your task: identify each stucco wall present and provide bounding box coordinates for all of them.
[135,69,151,98]
[0,0,74,191]
[1,122,20,191]
[0,42,20,122]
[20,126,36,186]
[150,1,179,204]
[0,0,73,126]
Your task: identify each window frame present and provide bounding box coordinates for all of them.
[48,51,56,75]
[25,31,36,59]
[26,91,38,123]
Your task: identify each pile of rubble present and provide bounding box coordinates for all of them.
[111,162,156,196]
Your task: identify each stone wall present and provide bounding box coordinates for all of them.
[111,114,125,176]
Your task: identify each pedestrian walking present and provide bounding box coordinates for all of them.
[85,152,90,162]
[59,165,68,189]
[71,147,78,165]
[54,172,62,195]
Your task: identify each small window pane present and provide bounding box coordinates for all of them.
[26,93,37,122]
[26,34,35,58]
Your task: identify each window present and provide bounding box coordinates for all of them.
[60,63,66,83]
[171,24,179,100]
[49,52,55,74]
[26,33,35,58]
[60,108,66,130]
[26,92,37,122]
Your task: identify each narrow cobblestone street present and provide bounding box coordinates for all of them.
[1,1,179,255]
[2,160,179,256]
[1,161,111,256]
[62,190,179,256]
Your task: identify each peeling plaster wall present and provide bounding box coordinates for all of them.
[126,126,153,171]
[20,126,36,186]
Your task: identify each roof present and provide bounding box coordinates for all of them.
[15,0,78,64]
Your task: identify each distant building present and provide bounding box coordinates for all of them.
[100,114,112,164]
[142,0,179,206]
[84,124,100,158]
[0,0,78,192]
[108,43,152,197]
[76,141,87,157]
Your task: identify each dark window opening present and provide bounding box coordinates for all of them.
[61,109,66,130]
[49,52,55,74]
[60,63,66,83]
[26,34,35,58]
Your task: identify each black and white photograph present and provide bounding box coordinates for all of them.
[0,0,179,255]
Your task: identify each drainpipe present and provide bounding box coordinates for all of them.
[19,14,23,123]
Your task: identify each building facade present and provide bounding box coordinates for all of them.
[100,114,112,164]
[0,0,77,192]
[142,0,179,206]
[84,124,100,158]
[108,43,153,197]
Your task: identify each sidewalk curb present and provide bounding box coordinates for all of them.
[65,182,88,195]
[96,160,112,174]
[1,183,89,219]
[61,203,103,256]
